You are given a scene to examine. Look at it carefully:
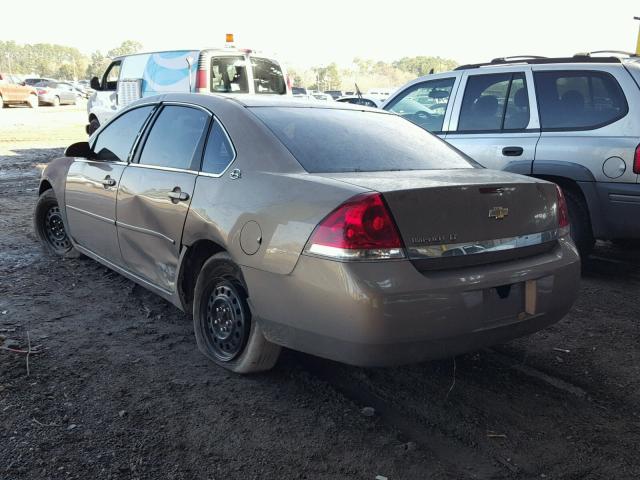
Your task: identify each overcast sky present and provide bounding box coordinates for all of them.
[6,0,639,67]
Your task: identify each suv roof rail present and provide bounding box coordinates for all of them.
[455,55,627,70]
[575,50,638,58]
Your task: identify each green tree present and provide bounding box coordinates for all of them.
[107,40,143,59]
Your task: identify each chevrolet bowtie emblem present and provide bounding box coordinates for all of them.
[488,206,509,220]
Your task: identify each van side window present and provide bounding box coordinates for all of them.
[534,70,628,130]
[139,105,209,170]
[201,121,235,175]
[210,57,249,93]
[92,106,154,162]
[102,61,121,91]
[385,77,455,132]
[458,73,529,132]
[252,58,286,94]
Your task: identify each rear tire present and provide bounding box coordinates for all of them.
[52,96,60,107]
[0,95,4,109]
[34,189,81,258]
[193,252,281,373]
[564,188,594,257]
[87,118,100,135]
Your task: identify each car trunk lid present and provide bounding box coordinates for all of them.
[316,169,561,269]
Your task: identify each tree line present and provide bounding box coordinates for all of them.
[0,40,142,80]
[289,56,458,92]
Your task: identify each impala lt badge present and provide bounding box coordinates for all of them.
[489,206,509,220]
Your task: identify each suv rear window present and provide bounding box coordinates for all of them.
[251,107,474,173]
[252,58,286,94]
[534,70,628,130]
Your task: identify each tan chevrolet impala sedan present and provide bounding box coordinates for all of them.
[34,93,580,373]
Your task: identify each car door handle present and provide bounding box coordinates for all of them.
[168,190,190,202]
[502,146,524,157]
[102,176,116,187]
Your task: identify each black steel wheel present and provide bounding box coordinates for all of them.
[193,252,281,373]
[34,189,80,257]
[204,281,249,361]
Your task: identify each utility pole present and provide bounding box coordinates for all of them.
[635,17,640,55]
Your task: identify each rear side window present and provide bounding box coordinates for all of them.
[201,121,235,175]
[458,73,530,131]
[139,105,209,170]
[93,105,154,162]
[385,77,455,132]
[251,107,474,173]
[252,58,286,94]
[210,56,249,93]
[534,70,628,130]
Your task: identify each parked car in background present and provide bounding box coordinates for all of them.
[57,81,89,99]
[336,95,381,108]
[292,86,308,95]
[24,77,55,87]
[34,80,77,106]
[87,39,290,134]
[324,90,343,99]
[384,53,640,256]
[311,92,334,101]
[35,93,580,373]
[0,73,38,108]
[367,88,395,102]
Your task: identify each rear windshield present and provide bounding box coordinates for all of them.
[210,56,249,93]
[251,107,475,173]
[252,57,286,94]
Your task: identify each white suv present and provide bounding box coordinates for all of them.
[383,53,640,256]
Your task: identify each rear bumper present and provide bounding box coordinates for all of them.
[243,239,581,367]
[592,182,640,239]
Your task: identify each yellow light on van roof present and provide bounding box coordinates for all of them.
[226,33,234,43]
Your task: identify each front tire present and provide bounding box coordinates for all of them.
[193,252,281,373]
[34,189,80,257]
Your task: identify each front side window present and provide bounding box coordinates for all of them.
[251,107,474,173]
[210,56,249,93]
[534,70,628,130]
[92,106,154,162]
[458,73,530,131]
[201,121,235,174]
[139,105,209,170]
[252,57,286,94]
[385,77,455,132]
[102,61,121,91]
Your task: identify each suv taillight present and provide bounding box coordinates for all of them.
[195,69,208,92]
[556,185,570,237]
[634,144,640,174]
[304,192,405,260]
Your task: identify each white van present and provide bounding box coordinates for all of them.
[87,44,290,134]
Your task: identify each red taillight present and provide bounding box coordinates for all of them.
[195,69,208,92]
[555,185,570,236]
[634,144,640,174]
[286,74,292,93]
[37,89,46,95]
[304,192,405,260]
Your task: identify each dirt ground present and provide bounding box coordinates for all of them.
[1,105,639,480]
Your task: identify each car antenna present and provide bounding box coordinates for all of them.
[355,82,362,99]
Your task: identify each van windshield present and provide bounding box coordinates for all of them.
[210,56,249,93]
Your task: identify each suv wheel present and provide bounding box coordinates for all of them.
[564,188,595,257]
[34,190,81,257]
[193,252,281,373]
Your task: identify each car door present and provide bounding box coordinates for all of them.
[116,103,210,292]
[445,68,541,174]
[64,105,156,265]
[384,75,459,137]
[57,83,75,103]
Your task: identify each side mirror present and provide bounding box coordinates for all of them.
[65,141,94,159]
[90,76,101,91]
